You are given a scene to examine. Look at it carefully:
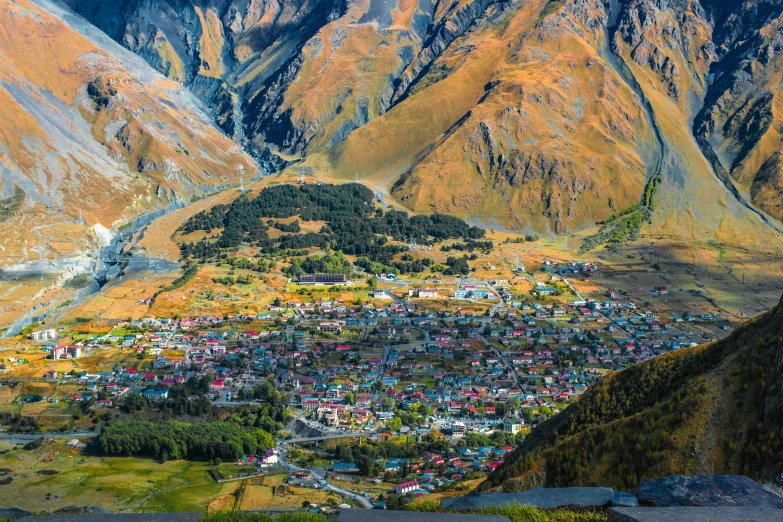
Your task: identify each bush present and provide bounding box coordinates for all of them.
[406,501,606,522]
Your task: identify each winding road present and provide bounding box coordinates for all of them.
[275,445,374,508]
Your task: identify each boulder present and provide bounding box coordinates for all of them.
[608,506,783,522]
[0,508,33,521]
[441,487,614,510]
[635,475,783,508]
[611,491,639,508]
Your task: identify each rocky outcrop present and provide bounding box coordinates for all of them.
[386,0,501,110]
[635,475,783,508]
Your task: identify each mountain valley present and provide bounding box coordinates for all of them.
[2,0,783,513]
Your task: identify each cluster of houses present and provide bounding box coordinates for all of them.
[6,262,731,454]
[13,284,722,425]
[330,439,518,498]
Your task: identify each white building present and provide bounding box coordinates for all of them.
[504,418,523,435]
[30,329,58,341]
[395,480,419,495]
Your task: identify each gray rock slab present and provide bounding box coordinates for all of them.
[0,509,33,521]
[611,491,639,508]
[18,514,202,522]
[441,487,614,510]
[636,475,783,508]
[337,510,510,522]
[608,507,783,522]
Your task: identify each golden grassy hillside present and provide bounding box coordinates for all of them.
[65,0,783,245]
[300,0,658,233]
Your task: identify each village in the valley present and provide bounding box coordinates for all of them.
[0,248,739,511]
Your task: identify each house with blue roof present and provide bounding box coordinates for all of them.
[144,389,169,401]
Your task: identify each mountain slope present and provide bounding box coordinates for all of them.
[0,0,256,331]
[0,0,256,230]
[64,0,783,239]
[480,293,783,493]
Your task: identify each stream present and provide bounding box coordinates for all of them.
[2,200,184,337]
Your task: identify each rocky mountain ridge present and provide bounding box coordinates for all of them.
[58,0,783,239]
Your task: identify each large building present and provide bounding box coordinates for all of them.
[503,418,523,434]
[49,345,81,360]
[30,329,58,341]
[409,288,439,299]
[298,274,347,285]
[395,480,419,495]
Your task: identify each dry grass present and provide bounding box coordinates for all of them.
[238,473,333,510]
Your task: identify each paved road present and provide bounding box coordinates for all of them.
[276,445,373,508]
[0,431,97,445]
[283,431,377,444]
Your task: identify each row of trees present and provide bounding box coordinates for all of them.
[98,419,275,462]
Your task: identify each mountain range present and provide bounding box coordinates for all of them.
[3,0,783,240]
[4,0,783,325]
[54,0,783,237]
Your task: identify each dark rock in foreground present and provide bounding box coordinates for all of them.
[441,487,615,510]
[338,510,509,522]
[51,507,113,516]
[0,508,33,521]
[636,475,783,508]
[611,491,639,508]
[608,506,783,522]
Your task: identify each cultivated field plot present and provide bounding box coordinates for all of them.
[0,346,141,380]
[237,473,333,510]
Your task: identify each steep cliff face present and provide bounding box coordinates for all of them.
[66,0,450,168]
[62,0,783,236]
[692,0,783,221]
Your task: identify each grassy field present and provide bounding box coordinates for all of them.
[0,441,347,513]
[408,501,606,522]
[237,473,334,510]
[0,440,224,512]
